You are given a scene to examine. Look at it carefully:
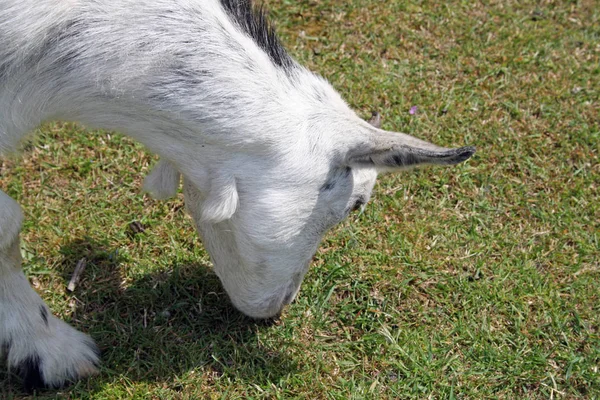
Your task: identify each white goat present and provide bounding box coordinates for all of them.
[0,0,475,390]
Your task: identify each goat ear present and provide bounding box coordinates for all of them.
[143,159,181,199]
[200,174,239,223]
[346,128,475,169]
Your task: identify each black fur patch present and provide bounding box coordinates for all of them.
[320,181,335,191]
[40,306,49,326]
[320,167,351,192]
[219,0,295,70]
[31,18,84,71]
[0,18,85,83]
[18,355,44,392]
[391,152,418,167]
[1,339,11,356]
[351,196,366,212]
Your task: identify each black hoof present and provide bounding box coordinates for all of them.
[16,355,45,392]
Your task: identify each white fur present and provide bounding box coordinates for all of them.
[200,173,239,223]
[0,192,23,251]
[0,0,473,387]
[143,159,181,200]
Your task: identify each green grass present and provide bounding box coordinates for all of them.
[1,0,599,398]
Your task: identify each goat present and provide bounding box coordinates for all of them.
[0,0,475,390]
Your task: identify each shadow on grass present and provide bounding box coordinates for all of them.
[3,236,296,397]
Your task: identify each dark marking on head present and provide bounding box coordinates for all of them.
[40,306,49,327]
[219,0,296,71]
[18,355,44,392]
[320,167,351,192]
[320,181,335,191]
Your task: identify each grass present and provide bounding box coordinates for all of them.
[1,0,598,398]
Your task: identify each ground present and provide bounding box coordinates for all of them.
[0,0,598,398]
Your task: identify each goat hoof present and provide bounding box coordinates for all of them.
[7,317,100,391]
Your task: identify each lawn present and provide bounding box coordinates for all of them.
[1,0,598,398]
